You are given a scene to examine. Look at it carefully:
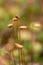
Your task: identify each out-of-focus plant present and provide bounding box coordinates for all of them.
[36,32,43,44]
[29,22,41,31]
[33,42,42,52]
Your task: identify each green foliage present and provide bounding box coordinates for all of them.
[36,32,43,43]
